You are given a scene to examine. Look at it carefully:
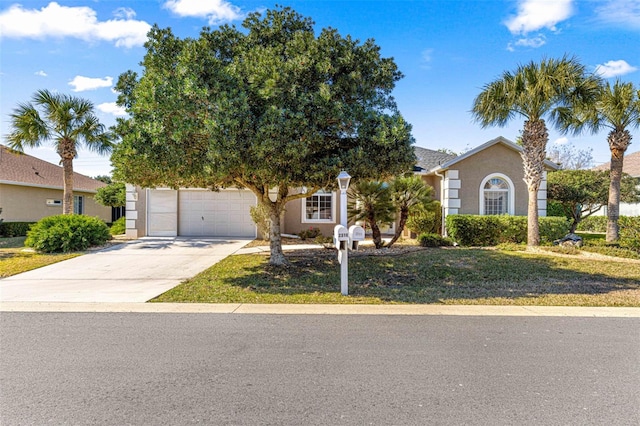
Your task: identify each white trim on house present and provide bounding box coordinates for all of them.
[301,190,336,224]
[442,169,461,218]
[479,173,515,215]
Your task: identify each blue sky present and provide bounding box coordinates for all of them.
[1,0,639,177]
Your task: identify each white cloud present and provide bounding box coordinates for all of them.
[553,137,569,145]
[68,76,113,92]
[97,102,127,117]
[114,7,137,20]
[514,34,546,48]
[164,0,243,24]
[34,70,47,77]
[0,2,151,48]
[420,48,434,69]
[595,0,640,29]
[594,60,638,78]
[505,0,574,34]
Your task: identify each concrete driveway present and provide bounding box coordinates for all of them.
[0,238,251,303]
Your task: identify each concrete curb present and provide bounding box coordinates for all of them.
[1,302,639,317]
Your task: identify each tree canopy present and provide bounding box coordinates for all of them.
[112,7,415,264]
[547,169,640,232]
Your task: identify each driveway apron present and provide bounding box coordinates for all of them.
[0,238,251,303]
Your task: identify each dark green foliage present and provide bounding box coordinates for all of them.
[417,233,453,247]
[25,215,110,253]
[577,216,607,232]
[94,182,126,207]
[0,222,34,237]
[446,215,569,246]
[407,202,442,235]
[298,227,322,240]
[110,217,126,235]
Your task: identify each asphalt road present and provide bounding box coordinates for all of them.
[1,313,639,425]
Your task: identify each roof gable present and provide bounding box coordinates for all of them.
[420,136,560,174]
[0,145,106,192]
[593,150,640,177]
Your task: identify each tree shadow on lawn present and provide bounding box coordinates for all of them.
[217,248,640,305]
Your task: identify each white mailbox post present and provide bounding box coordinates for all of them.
[334,225,350,295]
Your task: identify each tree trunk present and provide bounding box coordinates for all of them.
[59,141,76,215]
[606,129,631,243]
[368,210,384,248]
[521,119,548,247]
[267,202,288,266]
[387,207,408,247]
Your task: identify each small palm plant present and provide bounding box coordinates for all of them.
[348,181,394,249]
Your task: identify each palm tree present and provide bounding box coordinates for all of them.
[471,56,601,246]
[577,80,640,242]
[387,175,435,247]
[348,181,394,249]
[7,89,114,214]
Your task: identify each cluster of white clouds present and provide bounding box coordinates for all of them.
[0,2,150,48]
[594,60,638,78]
[163,0,243,24]
[68,76,113,92]
[0,0,244,47]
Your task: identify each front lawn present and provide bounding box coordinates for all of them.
[0,237,80,278]
[153,246,640,306]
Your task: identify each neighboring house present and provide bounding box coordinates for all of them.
[592,150,640,216]
[124,136,559,239]
[0,145,111,223]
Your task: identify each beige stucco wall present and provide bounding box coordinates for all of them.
[450,144,529,215]
[0,184,111,222]
[283,191,345,237]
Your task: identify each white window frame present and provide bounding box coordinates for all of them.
[479,174,515,215]
[73,195,84,215]
[302,190,336,223]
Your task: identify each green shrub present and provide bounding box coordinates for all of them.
[577,216,607,232]
[0,222,34,237]
[417,232,453,247]
[25,215,110,253]
[298,227,321,240]
[110,217,126,235]
[619,216,640,247]
[445,215,569,246]
[407,201,442,235]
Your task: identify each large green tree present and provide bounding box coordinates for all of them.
[112,7,415,265]
[575,80,640,242]
[547,169,640,232]
[471,56,601,246]
[7,90,114,214]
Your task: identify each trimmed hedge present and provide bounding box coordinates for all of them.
[110,217,126,235]
[0,222,34,237]
[25,215,110,253]
[576,216,607,232]
[445,215,569,246]
[417,232,453,247]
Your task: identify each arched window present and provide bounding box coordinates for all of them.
[479,174,514,215]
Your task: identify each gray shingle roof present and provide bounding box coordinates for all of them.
[593,150,640,177]
[413,146,457,172]
[0,145,106,192]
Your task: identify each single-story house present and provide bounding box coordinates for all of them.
[124,136,560,239]
[0,145,111,223]
[592,149,640,216]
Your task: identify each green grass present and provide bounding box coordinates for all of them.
[0,236,80,278]
[153,247,640,307]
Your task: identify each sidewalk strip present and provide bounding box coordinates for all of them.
[1,302,639,317]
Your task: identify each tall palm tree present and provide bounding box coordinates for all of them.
[578,80,640,242]
[471,56,601,246]
[7,89,114,214]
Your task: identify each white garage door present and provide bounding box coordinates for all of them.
[147,189,178,237]
[178,190,257,237]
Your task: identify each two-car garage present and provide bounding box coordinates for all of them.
[146,188,257,238]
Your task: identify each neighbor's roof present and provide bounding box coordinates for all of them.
[593,150,640,177]
[418,136,560,174]
[0,145,106,192]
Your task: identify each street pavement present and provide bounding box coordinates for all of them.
[1,312,639,425]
